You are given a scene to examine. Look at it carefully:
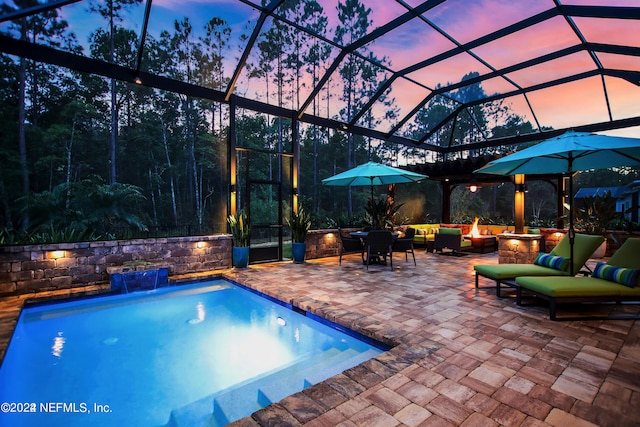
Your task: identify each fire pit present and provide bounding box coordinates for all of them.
[466,218,497,253]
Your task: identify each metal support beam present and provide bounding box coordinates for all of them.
[292,113,300,213]
[228,96,237,217]
[0,0,82,23]
[442,182,452,224]
[225,0,284,101]
[134,0,153,77]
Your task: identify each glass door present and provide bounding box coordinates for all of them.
[248,181,283,263]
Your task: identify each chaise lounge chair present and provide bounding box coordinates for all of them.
[474,233,605,297]
[515,238,640,320]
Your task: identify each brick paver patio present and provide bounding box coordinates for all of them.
[1,249,639,426]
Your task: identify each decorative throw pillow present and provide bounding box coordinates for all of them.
[592,262,640,288]
[534,253,570,271]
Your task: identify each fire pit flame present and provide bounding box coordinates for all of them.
[470,217,480,237]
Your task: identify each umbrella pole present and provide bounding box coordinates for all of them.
[568,160,575,276]
[370,177,374,202]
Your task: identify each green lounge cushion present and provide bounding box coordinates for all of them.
[474,233,604,281]
[534,253,570,271]
[515,276,640,298]
[474,263,568,280]
[516,238,640,297]
[439,227,461,235]
[548,233,605,275]
[607,238,640,269]
[592,262,640,288]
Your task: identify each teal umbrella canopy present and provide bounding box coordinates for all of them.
[475,131,640,176]
[322,161,427,187]
[475,130,640,275]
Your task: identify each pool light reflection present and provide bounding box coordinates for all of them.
[187,302,206,324]
[51,332,65,358]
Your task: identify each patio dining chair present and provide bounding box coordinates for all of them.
[363,229,394,270]
[393,227,416,266]
[338,227,364,265]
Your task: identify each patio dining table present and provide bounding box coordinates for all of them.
[350,230,399,265]
[349,230,400,239]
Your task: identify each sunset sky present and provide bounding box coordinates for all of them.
[9,0,640,140]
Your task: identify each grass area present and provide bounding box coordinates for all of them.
[283,242,292,259]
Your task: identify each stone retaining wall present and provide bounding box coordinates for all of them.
[303,229,349,259]
[0,235,232,296]
[3,228,634,296]
[497,234,544,264]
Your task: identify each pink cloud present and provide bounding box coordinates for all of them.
[506,51,595,88]
[573,17,640,47]
[425,0,554,44]
[527,77,610,129]
[470,16,581,70]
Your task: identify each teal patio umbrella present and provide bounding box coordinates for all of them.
[475,130,640,274]
[322,161,427,200]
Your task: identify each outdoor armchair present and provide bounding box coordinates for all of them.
[338,228,364,265]
[515,238,640,320]
[474,233,605,296]
[393,227,416,266]
[363,229,394,270]
[434,227,471,254]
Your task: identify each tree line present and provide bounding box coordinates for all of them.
[4,0,630,245]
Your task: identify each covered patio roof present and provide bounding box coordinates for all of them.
[405,154,561,186]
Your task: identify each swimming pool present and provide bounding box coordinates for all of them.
[0,279,385,427]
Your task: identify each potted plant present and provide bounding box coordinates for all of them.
[227,210,250,268]
[287,205,312,263]
[575,190,620,258]
[364,197,404,229]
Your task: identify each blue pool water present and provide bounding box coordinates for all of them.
[0,280,385,427]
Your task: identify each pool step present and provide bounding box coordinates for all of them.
[167,346,379,427]
[167,349,323,427]
[212,348,346,426]
[255,347,380,407]
[212,347,380,426]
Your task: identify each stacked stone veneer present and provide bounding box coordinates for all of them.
[497,234,544,264]
[0,235,232,296]
[497,229,565,264]
[303,229,349,259]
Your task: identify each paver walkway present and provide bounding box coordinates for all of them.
[1,250,639,426]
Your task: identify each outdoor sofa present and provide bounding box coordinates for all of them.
[408,223,530,252]
[474,233,605,296]
[409,224,440,249]
[515,237,640,320]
